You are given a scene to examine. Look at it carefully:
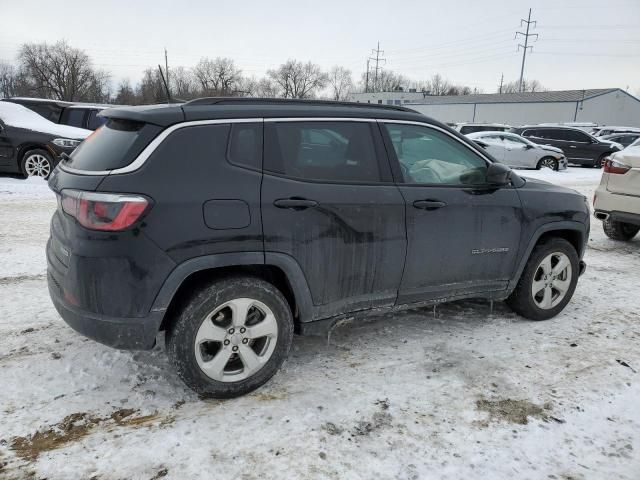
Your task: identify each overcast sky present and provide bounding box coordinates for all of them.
[1,0,639,95]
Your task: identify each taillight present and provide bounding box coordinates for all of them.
[61,189,150,231]
[603,158,631,175]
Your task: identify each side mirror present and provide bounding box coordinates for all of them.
[486,162,512,186]
[525,144,534,149]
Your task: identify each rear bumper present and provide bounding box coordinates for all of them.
[48,273,163,350]
[594,210,640,227]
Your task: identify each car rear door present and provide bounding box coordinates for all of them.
[476,135,506,163]
[261,119,406,318]
[380,121,523,304]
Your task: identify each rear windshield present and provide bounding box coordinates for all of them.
[65,119,161,171]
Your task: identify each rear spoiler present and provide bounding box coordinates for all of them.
[98,105,185,127]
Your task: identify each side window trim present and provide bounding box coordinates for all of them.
[378,119,493,187]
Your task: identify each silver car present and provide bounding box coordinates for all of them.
[467,131,567,170]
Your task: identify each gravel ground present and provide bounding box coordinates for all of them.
[0,169,638,480]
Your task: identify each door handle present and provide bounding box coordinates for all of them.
[273,198,318,210]
[413,200,446,210]
[569,145,577,148]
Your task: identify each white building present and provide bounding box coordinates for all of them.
[352,89,640,127]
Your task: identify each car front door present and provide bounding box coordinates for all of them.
[381,121,523,304]
[0,122,16,168]
[261,119,407,319]
[563,129,597,163]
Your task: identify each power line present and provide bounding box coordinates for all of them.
[516,8,538,93]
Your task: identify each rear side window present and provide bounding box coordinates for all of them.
[66,119,162,171]
[264,121,381,183]
[227,123,262,170]
[61,109,86,128]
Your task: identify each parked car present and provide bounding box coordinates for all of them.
[467,131,567,170]
[47,98,589,398]
[598,133,640,148]
[510,125,622,168]
[540,122,598,133]
[593,146,640,241]
[592,126,640,137]
[454,123,512,135]
[2,97,115,130]
[0,101,90,178]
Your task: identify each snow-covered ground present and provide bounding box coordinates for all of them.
[1,168,638,480]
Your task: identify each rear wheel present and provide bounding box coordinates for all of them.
[594,153,608,169]
[21,149,54,179]
[166,277,294,398]
[602,218,640,241]
[506,238,579,320]
[536,157,558,170]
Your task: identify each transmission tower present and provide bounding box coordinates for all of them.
[515,8,538,93]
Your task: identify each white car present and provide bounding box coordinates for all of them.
[454,123,512,135]
[593,146,640,240]
[592,126,640,137]
[467,131,567,170]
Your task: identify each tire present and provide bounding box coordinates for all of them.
[594,153,608,169]
[506,238,579,321]
[536,157,558,171]
[602,218,640,241]
[166,276,294,398]
[20,149,54,179]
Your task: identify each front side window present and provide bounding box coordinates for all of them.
[384,123,487,185]
[564,130,591,143]
[264,121,381,183]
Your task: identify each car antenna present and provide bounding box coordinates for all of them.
[157,64,171,104]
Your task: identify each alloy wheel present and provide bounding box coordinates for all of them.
[531,252,572,309]
[540,158,557,170]
[194,298,279,382]
[24,154,52,178]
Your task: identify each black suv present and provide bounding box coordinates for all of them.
[510,125,620,167]
[47,99,589,398]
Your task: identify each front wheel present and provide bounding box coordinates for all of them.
[166,277,294,398]
[602,218,640,241]
[594,153,608,169]
[506,238,579,320]
[21,149,54,179]
[536,157,558,171]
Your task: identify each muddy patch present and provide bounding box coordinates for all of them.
[0,274,46,285]
[9,409,166,461]
[476,398,553,425]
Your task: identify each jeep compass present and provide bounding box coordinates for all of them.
[47,98,589,398]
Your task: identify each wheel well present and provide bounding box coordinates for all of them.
[536,229,584,256]
[158,264,298,332]
[18,144,51,163]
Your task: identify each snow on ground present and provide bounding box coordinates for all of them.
[0,168,639,480]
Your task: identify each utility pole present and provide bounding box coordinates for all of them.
[365,59,370,93]
[369,42,386,92]
[498,73,504,94]
[516,8,538,93]
[164,48,170,98]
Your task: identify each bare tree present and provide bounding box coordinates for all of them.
[17,41,109,101]
[328,66,353,101]
[0,61,21,99]
[193,57,242,96]
[267,60,328,99]
[359,69,408,93]
[114,79,137,105]
[501,79,546,93]
[170,66,197,100]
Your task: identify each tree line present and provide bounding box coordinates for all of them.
[0,40,545,105]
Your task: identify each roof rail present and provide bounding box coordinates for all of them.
[183,96,416,113]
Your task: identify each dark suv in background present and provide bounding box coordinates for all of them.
[511,125,621,167]
[2,98,113,130]
[47,98,589,398]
